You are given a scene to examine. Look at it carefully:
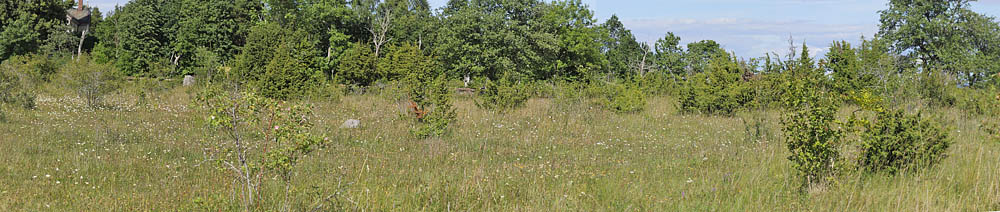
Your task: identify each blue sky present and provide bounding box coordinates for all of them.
[88,0,1000,58]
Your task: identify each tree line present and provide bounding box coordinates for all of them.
[3,0,998,98]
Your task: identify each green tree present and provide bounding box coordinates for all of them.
[684,40,726,75]
[654,32,685,78]
[678,53,755,115]
[600,15,643,78]
[878,0,1000,86]
[171,0,259,74]
[541,0,606,79]
[435,0,559,80]
[234,22,322,99]
[0,0,72,60]
[825,41,872,98]
[96,0,180,76]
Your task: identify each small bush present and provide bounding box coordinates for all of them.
[0,61,36,110]
[195,83,327,210]
[476,73,531,112]
[595,80,646,113]
[412,74,457,138]
[982,122,1000,142]
[64,59,121,109]
[955,88,1000,116]
[918,70,957,107]
[679,54,755,115]
[3,54,59,83]
[782,89,842,187]
[855,110,951,174]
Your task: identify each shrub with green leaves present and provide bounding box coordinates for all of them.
[782,88,842,187]
[679,54,755,115]
[476,73,531,112]
[919,70,958,107]
[855,110,951,174]
[412,74,458,138]
[195,83,327,210]
[234,23,322,100]
[596,80,646,113]
[3,54,58,83]
[64,58,121,109]
[0,59,37,110]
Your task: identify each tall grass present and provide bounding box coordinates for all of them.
[0,83,998,210]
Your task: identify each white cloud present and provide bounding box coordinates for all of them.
[621,17,876,58]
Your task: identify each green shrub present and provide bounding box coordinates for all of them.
[982,121,1000,143]
[918,70,957,107]
[782,89,842,187]
[194,83,327,210]
[0,60,37,110]
[956,88,1000,116]
[476,73,531,112]
[679,54,755,115]
[595,80,646,113]
[855,110,951,174]
[234,23,321,99]
[64,59,121,109]
[412,74,458,138]
[3,54,58,83]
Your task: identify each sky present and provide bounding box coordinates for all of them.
[87,0,1000,58]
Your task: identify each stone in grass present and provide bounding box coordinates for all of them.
[340,119,361,129]
[183,75,196,86]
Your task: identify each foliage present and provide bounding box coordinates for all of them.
[654,32,686,77]
[541,0,606,79]
[878,0,1000,87]
[782,86,842,188]
[2,54,59,83]
[335,42,377,86]
[684,40,726,74]
[600,15,644,78]
[435,0,559,80]
[678,54,755,115]
[595,79,646,113]
[234,22,322,99]
[64,56,122,109]
[0,0,72,60]
[0,62,36,110]
[195,83,327,210]
[853,110,951,174]
[826,41,875,100]
[918,69,958,107]
[476,73,531,112]
[412,74,458,138]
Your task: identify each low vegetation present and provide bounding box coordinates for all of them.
[2,0,1000,210]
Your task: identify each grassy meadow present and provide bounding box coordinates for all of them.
[0,81,998,211]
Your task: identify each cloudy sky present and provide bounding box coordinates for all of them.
[87,0,1000,58]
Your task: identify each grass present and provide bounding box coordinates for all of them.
[1,83,998,211]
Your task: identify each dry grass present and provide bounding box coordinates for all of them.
[0,85,998,211]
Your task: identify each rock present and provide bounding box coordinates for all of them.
[183,75,195,86]
[340,119,361,129]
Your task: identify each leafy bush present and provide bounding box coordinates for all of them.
[679,54,755,115]
[0,59,37,110]
[955,88,1000,116]
[595,80,646,113]
[64,59,121,109]
[3,54,58,83]
[476,73,531,112]
[918,70,957,107]
[782,88,842,187]
[234,23,321,99]
[195,83,327,210]
[412,74,458,138]
[855,110,951,174]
